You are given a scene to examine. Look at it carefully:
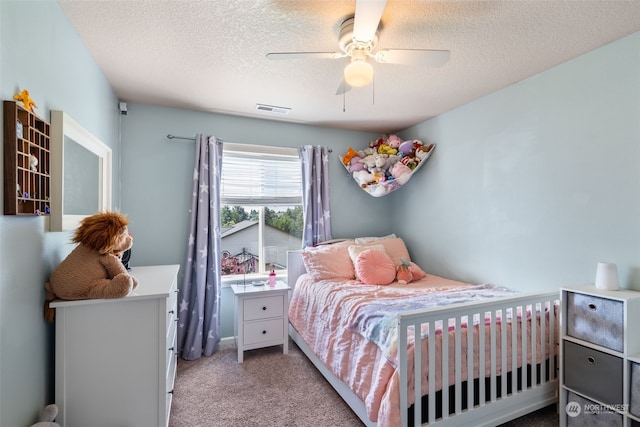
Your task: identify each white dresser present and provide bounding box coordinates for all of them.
[560,285,640,427]
[51,264,180,427]
[231,281,290,362]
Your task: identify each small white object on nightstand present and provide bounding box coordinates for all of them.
[231,281,291,362]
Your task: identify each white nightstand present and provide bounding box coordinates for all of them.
[231,281,291,362]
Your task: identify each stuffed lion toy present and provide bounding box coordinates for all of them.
[44,211,139,322]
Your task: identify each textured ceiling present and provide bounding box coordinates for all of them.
[58,0,640,134]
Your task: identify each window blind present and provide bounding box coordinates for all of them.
[221,143,302,206]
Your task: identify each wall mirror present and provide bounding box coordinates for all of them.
[50,110,112,231]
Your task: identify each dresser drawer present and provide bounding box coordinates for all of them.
[243,318,285,345]
[243,295,284,321]
[564,341,622,405]
[166,349,177,393]
[566,292,624,352]
[631,362,640,417]
[566,391,623,427]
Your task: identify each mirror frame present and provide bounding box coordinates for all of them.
[50,110,112,231]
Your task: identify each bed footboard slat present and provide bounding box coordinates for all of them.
[490,313,497,402]
[454,321,462,415]
[399,321,409,427]
[415,321,424,427]
[441,320,449,420]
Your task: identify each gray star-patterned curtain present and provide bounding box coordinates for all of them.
[177,134,222,360]
[300,145,332,247]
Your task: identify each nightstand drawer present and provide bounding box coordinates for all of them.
[243,318,285,345]
[243,295,284,321]
[566,292,624,352]
[564,341,622,405]
[631,362,640,417]
[566,391,623,427]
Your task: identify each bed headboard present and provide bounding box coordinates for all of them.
[287,250,306,289]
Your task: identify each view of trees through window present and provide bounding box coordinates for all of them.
[221,206,303,237]
[220,205,303,277]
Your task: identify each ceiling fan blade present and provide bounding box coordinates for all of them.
[266,52,345,60]
[335,79,352,96]
[374,49,451,67]
[353,0,387,42]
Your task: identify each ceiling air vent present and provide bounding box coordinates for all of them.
[256,104,291,114]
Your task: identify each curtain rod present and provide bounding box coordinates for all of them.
[167,133,332,152]
[166,134,195,141]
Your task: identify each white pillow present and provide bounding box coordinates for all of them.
[354,233,397,244]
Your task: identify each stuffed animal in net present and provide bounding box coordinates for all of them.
[44,211,139,322]
[30,404,60,427]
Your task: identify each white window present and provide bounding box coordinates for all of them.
[220,143,302,278]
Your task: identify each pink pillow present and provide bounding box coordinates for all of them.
[348,244,385,279]
[301,239,355,281]
[355,249,396,285]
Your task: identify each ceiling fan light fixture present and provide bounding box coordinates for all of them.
[344,59,373,87]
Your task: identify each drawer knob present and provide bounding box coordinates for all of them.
[262,306,267,311]
[168,310,175,314]
[262,330,267,335]
[587,356,595,364]
[588,303,597,311]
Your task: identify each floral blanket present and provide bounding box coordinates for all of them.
[349,283,519,366]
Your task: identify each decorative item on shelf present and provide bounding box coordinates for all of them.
[30,152,38,171]
[339,134,435,197]
[13,89,38,113]
[16,120,23,138]
[269,265,277,287]
[595,261,620,290]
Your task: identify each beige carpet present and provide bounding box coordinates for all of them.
[169,338,558,427]
[169,339,363,426]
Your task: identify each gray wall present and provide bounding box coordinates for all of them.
[0,1,119,425]
[394,32,640,292]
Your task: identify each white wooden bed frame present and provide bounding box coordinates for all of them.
[287,251,559,427]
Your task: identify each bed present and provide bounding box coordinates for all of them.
[286,236,559,427]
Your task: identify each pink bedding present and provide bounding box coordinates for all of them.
[288,273,555,426]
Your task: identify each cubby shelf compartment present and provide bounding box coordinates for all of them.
[3,100,51,215]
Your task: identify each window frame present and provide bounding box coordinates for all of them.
[220,143,302,279]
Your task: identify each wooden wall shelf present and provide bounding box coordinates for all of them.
[3,100,51,215]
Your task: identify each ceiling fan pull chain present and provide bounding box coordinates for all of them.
[343,85,347,112]
[372,74,376,105]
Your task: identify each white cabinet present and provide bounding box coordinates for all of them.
[51,264,179,427]
[560,285,640,427]
[231,281,290,362]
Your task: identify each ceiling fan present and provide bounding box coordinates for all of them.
[266,0,450,94]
